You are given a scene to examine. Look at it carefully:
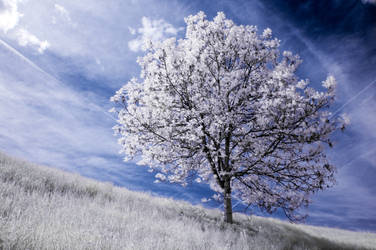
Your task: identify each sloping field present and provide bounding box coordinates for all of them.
[0,152,375,250]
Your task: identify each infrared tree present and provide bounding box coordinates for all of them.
[111,12,347,223]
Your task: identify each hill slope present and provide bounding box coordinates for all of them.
[0,152,375,250]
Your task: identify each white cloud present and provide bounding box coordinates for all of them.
[0,0,50,53]
[0,0,22,33]
[128,16,183,52]
[15,28,50,53]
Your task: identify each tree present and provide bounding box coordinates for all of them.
[111,12,347,224]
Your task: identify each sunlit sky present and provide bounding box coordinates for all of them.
[0,0,375,232]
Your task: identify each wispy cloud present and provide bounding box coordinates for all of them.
[52,3,77,28]
[0,39,117,171]
[54,4,71,23]
[0,38,48,74]
[128,16,183,52]
[361,0,376,5]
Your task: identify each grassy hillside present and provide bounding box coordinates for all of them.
[0,152,375,250]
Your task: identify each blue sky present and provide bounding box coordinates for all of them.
[0,0,375,232]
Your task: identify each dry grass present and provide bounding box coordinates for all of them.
[0,152,375,250]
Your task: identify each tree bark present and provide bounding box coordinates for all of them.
[223,177,233,223]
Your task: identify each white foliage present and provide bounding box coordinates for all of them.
[155,173,166,181]
[340,113,351,126]
[112,12,347,221]
[322,75,336,90]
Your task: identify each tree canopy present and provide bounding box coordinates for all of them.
[111,12,347,223]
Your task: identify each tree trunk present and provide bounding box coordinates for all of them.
[223,177,233,223]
